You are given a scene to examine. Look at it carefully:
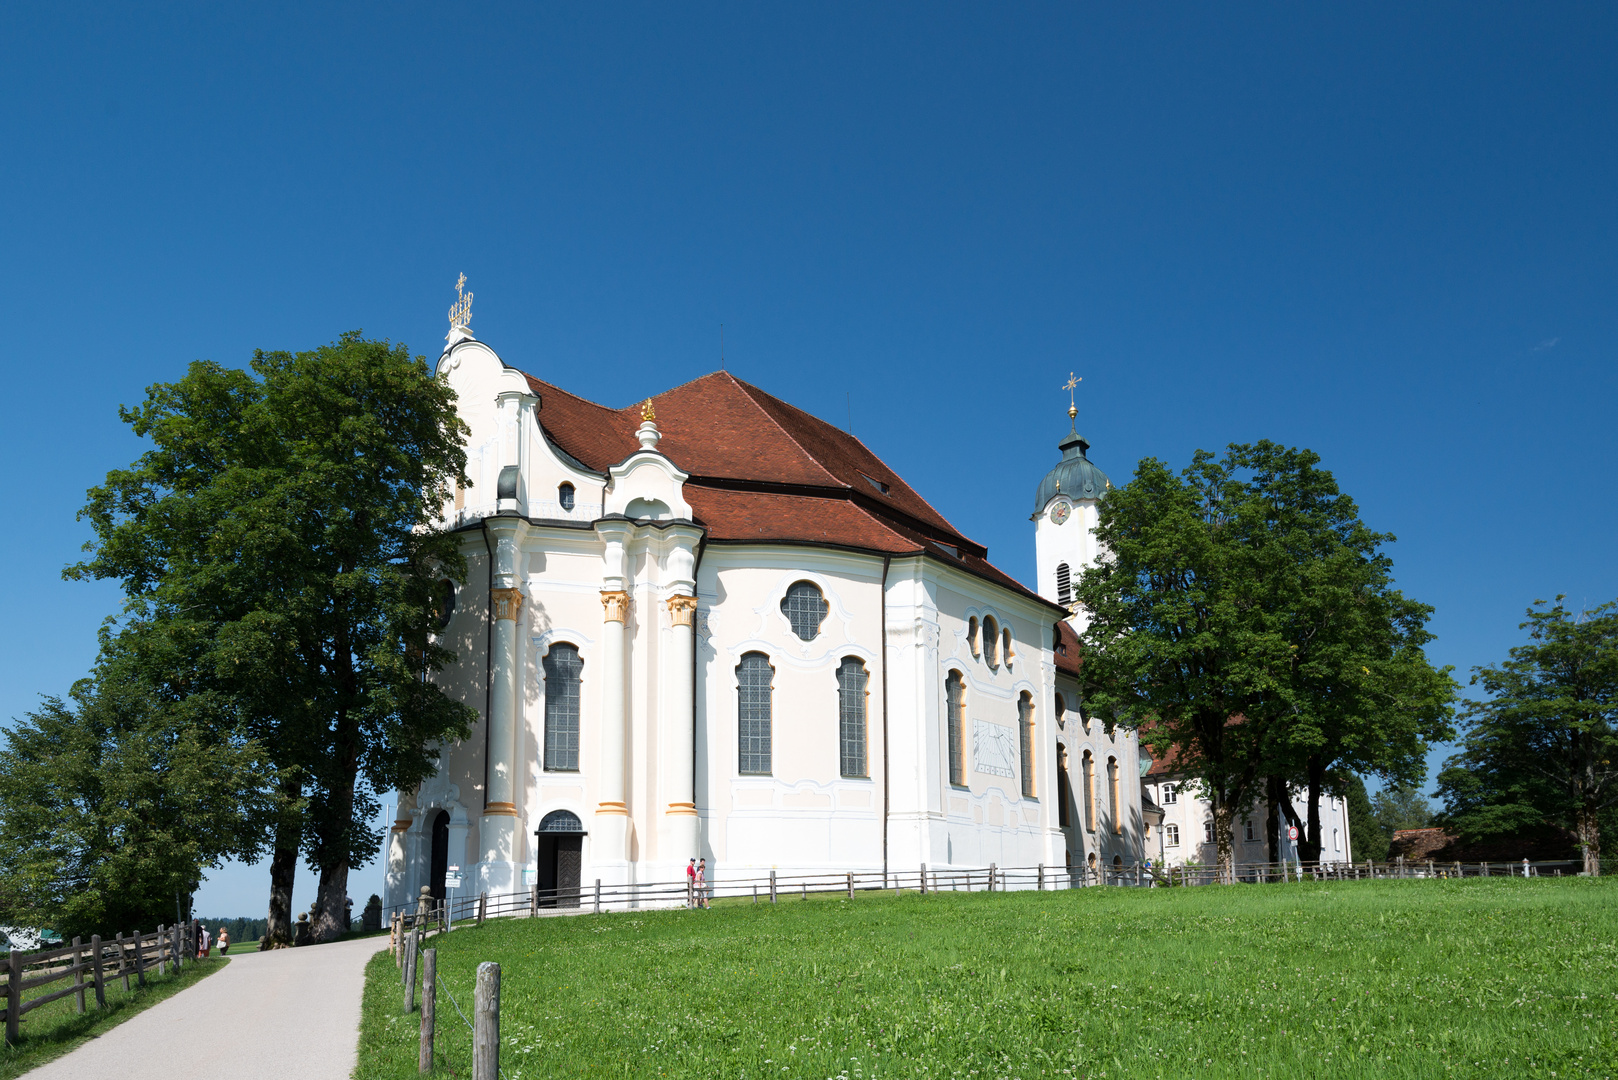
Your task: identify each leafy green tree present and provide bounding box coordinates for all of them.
[1075,441,1452,876]
[69,332,476,943]
[1436,597,1618,875]
[1371,783,1433,834]
[1342,773,1385,862]
[0,619,275,939]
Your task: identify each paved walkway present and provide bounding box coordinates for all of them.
[25,935,387,1080]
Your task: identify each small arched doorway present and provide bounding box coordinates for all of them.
[429,810,450,900]
[534,810,586,908]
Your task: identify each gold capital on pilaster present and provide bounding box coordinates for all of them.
[601,590,631,624]
[491,587,525,622]
[666,594,698,627]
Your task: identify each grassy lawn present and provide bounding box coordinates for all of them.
[357,878,1618,1080]
[0,954,227,1079]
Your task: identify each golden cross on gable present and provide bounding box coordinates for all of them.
[447,273,474,336]
[1064,372,1081,420]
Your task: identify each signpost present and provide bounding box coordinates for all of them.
[445,866,462,928]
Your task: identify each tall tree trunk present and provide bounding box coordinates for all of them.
[1300,758,1324,867]
[1213,793,1237,883]
[262,838,298,949]
[1265,775,1284,879]
[314,860,350,943]
[1576,804,1601,876]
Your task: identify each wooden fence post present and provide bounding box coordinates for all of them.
[403,931,417,1013]
[770,870,777,903]
[6,947,20,1046]
[115,932,130,992]
[1038,864,1045,891]
[91,934,106,1009]
[802,881,808,901]
[473,962,501,1080]
[530,885,539,919]
[134,930,147,987]
[847,872,854,900]
[172,924,182,972]
[477,892,487,926]
[919,864,927,896]
[72,936,86,1013]
[419,948,437,1074]
[595,879,602,915]
[155,924,166,976]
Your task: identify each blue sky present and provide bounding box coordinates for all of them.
[3,4,1615,916]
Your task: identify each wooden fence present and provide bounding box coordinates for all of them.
[1,923,188,1044]
[383,855,1591,934]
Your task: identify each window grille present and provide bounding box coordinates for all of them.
[945,671,965,786]
[1056,562,1072,605]
[1018,692,1035,798]
[737,652,773,774]
[542,643,583,771]
[982,616,999,666]
[780,581,829,641]
[1108,756,1121,834]
[1082,750,1095,831]
[1167,823,1180,847]
[558,482,575,511]
[837,658,868,778]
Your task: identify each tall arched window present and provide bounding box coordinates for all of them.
[945,670,965,786]
[837,657,869,778]
[737,652,774,775]
[967,616,980,657]
[1056,562,1072,605]
[1018,691,1035,798]
[1056,743,1071,827]
[1108,756,1121,835]
[1082,749,1096,831]
[982,616,999,667]
[542,643,583,771]
[1054,692,1066,727]
[781,581,828,641]
[558,482,575,511]
[1002,627,1014,667]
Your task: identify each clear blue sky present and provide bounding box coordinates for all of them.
[4,4,1615,916]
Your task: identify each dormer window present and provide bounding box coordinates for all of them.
[558,482,575,511]
[859,472,889,494]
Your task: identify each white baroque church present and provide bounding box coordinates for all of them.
[383,313,1148,909]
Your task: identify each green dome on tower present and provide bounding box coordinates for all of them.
[1034,428,1111,513]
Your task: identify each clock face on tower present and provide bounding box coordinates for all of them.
[1049,499,1072,525]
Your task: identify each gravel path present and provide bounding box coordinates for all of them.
[24,935,386,1080]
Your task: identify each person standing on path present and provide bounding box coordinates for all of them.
[686,858,697,908]
[199,924,211,958]
[217,927,230,954]
[697,858,710,909]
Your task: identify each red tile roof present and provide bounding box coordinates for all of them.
[516,365,1062,613]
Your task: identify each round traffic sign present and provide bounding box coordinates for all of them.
[1287,826,1299,840]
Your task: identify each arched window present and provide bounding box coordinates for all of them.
[1334,828,1341,852]
[781,581,829,642]
[945,670,965,786]
[1082,750,1096,832]
[1054,692,1066,727]
[982,616,999,667]
[1108,755,1121,835]
[967,617,980,657]
[1018,691,1035,798]
[1002,627,1014,667]
[1056,562,1072,605]
[558,482,575,511]
[1162,783,1178,805]
[837,657,869,778]
[1056,743,1070,826]
[542,643,583,771]
[737,652,774,775]
[537,809,584,833]
[1113,855,1123,870]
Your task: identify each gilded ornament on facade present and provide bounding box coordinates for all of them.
[448,273,473,336]
[641,398,657,422]
[666,594,698,627]
[490,587,524,622]
[600,590,631,624]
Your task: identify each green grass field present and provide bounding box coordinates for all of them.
[357,878,1618,1079]
[0,954,226,1079]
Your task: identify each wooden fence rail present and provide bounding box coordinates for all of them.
[2,924,184,1044]
[382,855,1590,935]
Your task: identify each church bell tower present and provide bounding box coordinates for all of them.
[1033,376,1111,627]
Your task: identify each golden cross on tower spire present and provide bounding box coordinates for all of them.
[447,273,474,339]
[1064,372,1081,422]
